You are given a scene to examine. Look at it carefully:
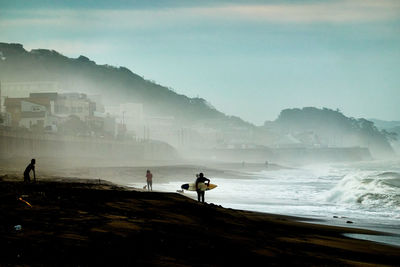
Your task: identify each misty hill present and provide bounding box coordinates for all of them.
[0,43,396,157]
[389,126,400,137]
[0,43,251,130]
[369,119,400,133]
[369,119,400,155]
[265,107,395,157]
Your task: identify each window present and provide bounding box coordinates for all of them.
[32,106,41,112]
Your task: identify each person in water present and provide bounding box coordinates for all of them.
[146,170,153,191]
[24,158,36,183]
[195,173,210,203]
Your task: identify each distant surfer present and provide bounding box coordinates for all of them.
[24,158,36,183]
[146,170,153,191]
[195,173,210,203]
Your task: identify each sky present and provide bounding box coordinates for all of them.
[1,0,400,125]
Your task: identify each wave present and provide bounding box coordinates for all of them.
[325,171,400,210]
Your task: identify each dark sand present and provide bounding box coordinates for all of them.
[0,176,399,266]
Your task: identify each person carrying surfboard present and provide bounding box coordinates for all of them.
[195,173,210,203]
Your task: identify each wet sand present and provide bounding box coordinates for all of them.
[0,157,287,186]
[0,176,399,266]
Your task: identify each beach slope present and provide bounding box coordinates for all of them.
[0,178,399,266]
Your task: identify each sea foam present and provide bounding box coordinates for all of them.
[325,171,400,210]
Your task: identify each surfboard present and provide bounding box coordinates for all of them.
[181,183,217,191]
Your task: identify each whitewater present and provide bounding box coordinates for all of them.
[130,159,400,247]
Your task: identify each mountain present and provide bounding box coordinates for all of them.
[389,126,400,137]
[368,119,400,151]
[369,119,400,132]
[0,42,251,129]
[264,107,395,158]
[0,43,396,158]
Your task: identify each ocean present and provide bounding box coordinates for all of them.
[129,159,400,247]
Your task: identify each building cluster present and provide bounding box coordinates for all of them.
[0,89,256,147]
[0,81,258,148]
[0,91,118,138]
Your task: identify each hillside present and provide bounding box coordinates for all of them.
[369,119,400,138]
[0,42,250,128]
[265,107,395,157]
[369,119,400,131]
[369,119,400,155]
[0,43,396,158]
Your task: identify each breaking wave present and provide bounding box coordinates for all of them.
[325,171,400,210]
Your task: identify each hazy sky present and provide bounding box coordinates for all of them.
[1,0,399,125]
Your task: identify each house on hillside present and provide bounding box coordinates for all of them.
[19,100,48,130]
[4,91,120,136]
[89,95,105,113]
[4,97,53,129]
[55,93,96,121]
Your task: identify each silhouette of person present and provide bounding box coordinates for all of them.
[24,159,36,183]
[146,170,153,191]
[195,173,210,203]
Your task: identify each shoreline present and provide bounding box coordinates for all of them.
[179,188,400,249]
[3,161,399,247]
[0,176,399,266]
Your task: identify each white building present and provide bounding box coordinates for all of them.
[89,94,105,112]
[18,101,48,129]
[55,93,95,121]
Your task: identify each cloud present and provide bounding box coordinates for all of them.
[204,0,400,23]
[1,0,399,32]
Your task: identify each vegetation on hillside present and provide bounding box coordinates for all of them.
[268,107,394,157]
[0,43,396,156]
[0,43,232,124]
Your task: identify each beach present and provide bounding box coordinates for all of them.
[0,174,399,266]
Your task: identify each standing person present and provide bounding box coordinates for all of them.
[146,170,153,191]
[195,173,210,203]
[24,158,36,183]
